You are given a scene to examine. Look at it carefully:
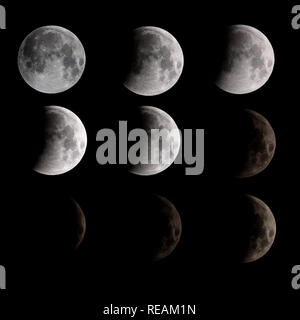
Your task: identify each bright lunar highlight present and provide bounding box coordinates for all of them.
[123,26,184,96]
[128,106,181,176]
[18,25,86,93]
[215,25,274,94]
[33,106,87,175]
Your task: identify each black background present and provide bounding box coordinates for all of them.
[0,1,299,318]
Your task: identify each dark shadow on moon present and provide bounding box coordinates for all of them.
[211,28,234,82]
[32,106,87,175]
[125,106,181,176]
[210,108,276,178]
[99,193,182,265]
[205,192,276,264]
[122,26,184,96]
[21,192,86,258]
[23,106,49,170]
[119,30,138,82]
[213,25,274,94]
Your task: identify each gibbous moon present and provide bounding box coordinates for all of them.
[34,106,87,175]
[128,106,181,176]
[18,26,86,93]
[123,26,184,96]
[240,195,276,263]
[225,109,276,178]
[215,25,274,94]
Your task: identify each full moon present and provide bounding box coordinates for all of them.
[226,109,276,178]
[18,26,86,93]
[215,25,274,94]
[33,106,87,175]
[240,195,276,263]
[128,106,181,176]
[123,26,184,96]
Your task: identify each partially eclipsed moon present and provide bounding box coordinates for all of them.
[73,199,86,250]
[215,25,274,94]
[123,26,184,96]
[29,195,87,252]
[128,106,181,176]
[152,195,182,261]
[227,109,276,178]
[18,25,86,93]
[241,195,276,263]
[33,106,87,175]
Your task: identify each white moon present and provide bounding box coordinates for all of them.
[34,106,87,175]
[123,26,184,96]
[215,25,274,94]
[18,26,86,94]
[129,106,181,175]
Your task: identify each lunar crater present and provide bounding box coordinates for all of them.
[129,106,181,176]
[230,195,277,263]
[124,26,184,96]
[225,109,276,178]
[215,25,274,94]
[34,106,87,175]
[18,26,86,93]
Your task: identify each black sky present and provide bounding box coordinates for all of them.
[0,1,299,318]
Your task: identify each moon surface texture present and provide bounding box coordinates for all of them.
[239,195,276,263]
[124,26,184,96]
[18,26,86,93]
[215,25,274,94]
[226,109,276,178]
[128,106,181,176]
[33,106,87,175]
